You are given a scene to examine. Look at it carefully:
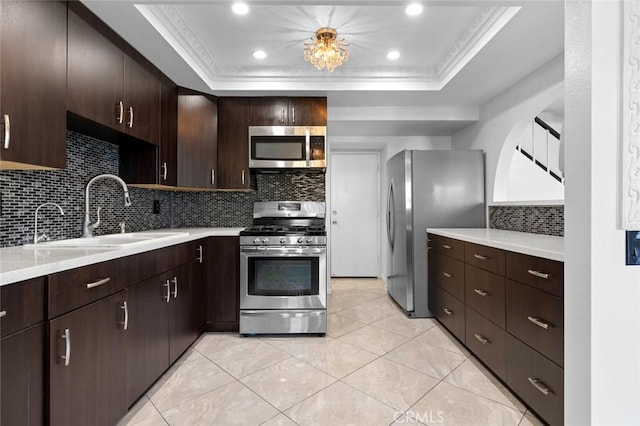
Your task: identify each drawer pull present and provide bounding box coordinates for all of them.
[474,333,489,344]
[473,254,489,261]
[527,269,550,279]
[528,377,551,396]
[443,308,453,315]
[442,244,452,249]
[474,288,488,297]
[442,272,453,278]
[86,277,111,289]
[0,310,6,318]
[527,316,551,330]
[61,328,71,366]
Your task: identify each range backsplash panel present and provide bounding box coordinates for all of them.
[489,205,564,236]
[0,131,325,248]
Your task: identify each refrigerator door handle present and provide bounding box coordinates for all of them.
[387,179,395,252]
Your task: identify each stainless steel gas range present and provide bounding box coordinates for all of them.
[239,201,327,335]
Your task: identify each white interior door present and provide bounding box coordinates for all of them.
[330,152,379,277]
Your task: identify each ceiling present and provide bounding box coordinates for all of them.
[83,0,564,137]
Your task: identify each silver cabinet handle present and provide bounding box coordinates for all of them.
[3,114,9,149]
[474,333,489,344]
[527,269,550,279]
[197,245,204,263]
[473,254,489,261]
[0,310,6,318]
[281,107,285,124]
[442,244,452,249]
[86,277,111,289]
[528,377,551,395]
[291,107,295,124]
[128,106,134,128]
[527,316,551,330]
[61,328,71,366]
[442,272,453,278]
[474,288,488,297]
[116,101,124,124]
[161,162,168,180]
[172,277,178,299]
[241,169,245,185]
[163,280,171,302]
[211,169,215,185]
[443,308,453,315]
[121,301,129,330]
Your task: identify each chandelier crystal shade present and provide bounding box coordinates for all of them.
[304,28,349,72]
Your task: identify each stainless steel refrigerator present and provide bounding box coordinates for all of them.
[386,150,485,317]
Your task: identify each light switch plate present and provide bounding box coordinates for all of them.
[626,231,640,265]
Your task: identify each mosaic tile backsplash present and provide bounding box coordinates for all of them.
[489,205,564,236]
[0,131,325,248]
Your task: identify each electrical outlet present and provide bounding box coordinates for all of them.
[626,231,640,265]
[152,200,160,215]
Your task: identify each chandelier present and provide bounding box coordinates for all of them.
[303,28,349,72]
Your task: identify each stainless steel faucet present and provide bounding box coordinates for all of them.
[34,202,64,244]
[83,174,132,238]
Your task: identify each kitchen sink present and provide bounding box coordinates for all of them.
[24,231,189,249]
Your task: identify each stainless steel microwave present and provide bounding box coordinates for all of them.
[248,126,326,170]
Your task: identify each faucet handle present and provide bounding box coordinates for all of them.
[119,221,126,234]
[89,207,102,233]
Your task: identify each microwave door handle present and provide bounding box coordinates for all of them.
[305,128,311,166]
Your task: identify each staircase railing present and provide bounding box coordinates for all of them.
[515,116,564,183]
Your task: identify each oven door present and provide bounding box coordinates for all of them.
[240,246,327,310]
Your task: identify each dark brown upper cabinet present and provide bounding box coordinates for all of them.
[218,97,251,190]
[0,0,67,170]
[67,3,160,146]
[250,97,327,126]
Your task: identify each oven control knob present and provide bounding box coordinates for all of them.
[261,238,269,244]
[253,238,261,244]
[280,238,287,244]
[306,238,313,244]
[297,237,304,244]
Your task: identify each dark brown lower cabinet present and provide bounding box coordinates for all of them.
[169,262,199,364]
[465,306,506,380]
[206,237,240,331]
[49,291,128,426]
[1,323,45,426]
[126,274,170,406]
[432,286,465,343]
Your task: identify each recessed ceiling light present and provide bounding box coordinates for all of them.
[253,50,266,59]
[232,2,249,15]
[387,50,400,60]
[405,3,423,16]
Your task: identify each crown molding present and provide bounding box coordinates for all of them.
[136,4,519,91]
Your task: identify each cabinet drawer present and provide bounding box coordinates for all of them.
[48,258,128,318]
[433,286,465,343]
[435,253,465,301]
[506,334,564,426]
[465,242,505,275]
[506,252,563,297]
[465,306,506,380]
[433,235,465,261]
[506,280,563,366]
[0,277,45,337]
[465,265,506,328]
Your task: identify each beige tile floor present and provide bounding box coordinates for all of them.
[119,278,545,426]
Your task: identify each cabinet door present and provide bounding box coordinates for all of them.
[49,291,128,426]
[159,80,178,186]
[250,97,289,125]
[124,55,160,145]
[126,274,170,406]
[0,0,66,169]
[218,98,250,189]
[67,4,124,132]
[206,237,240,331]
[288,97,327,126]
[169,263,199,364]
[1,323,45,426]
[177,92,218,189]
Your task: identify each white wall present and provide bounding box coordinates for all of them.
[565,1,640,424]
[506,152,564,201]
[328,135,452,284]
[452,54,564,203]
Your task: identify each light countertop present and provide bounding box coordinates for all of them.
[0,228,244,286]
[426,228,564,262]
